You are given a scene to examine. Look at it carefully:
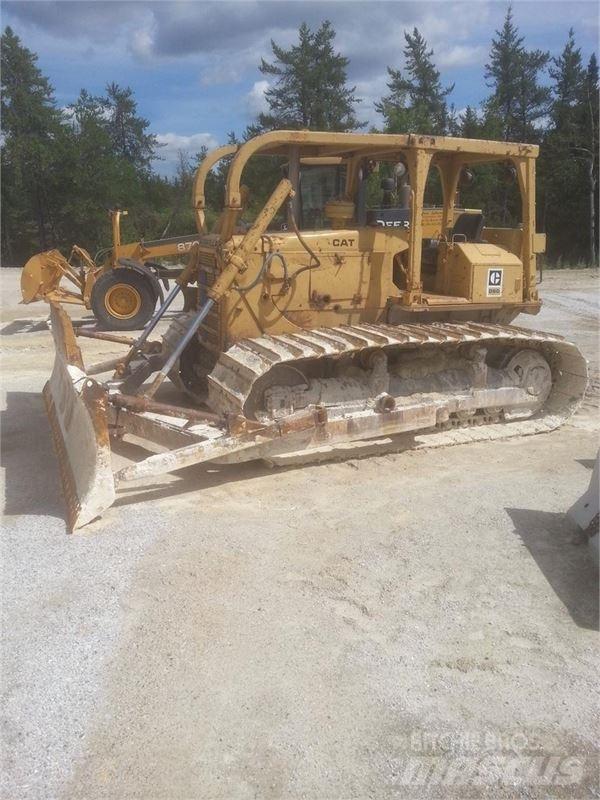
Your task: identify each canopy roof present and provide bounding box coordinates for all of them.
[229,129,538,161]
[193,130,538,222]
[222,130,538,208]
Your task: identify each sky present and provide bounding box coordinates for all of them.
[2,0,598,177]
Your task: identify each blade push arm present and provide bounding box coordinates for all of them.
[144,178,294,398]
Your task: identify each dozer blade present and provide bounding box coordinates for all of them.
[44,302,115,530]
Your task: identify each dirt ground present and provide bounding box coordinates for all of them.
[1,267,598,799]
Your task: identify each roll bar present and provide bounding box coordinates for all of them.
[192,144,238,233]
[197,130,541,303]
[222,129,538,210]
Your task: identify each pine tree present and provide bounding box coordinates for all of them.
[1,26,63,260]
[61,89,132,250]
[515,49,552,139]
[548,29,584,133]
[104,83,158,172]
[484,6,523,138]
[63,86,168,249]
[456,107,506,225]
[376,28,454,134]
[577,53,599,263]
[460,106,484,138]
[540,32,598,263]
[458,105,504,142]
[541,30,587,261]
[484,6,550,142]
[258,21,362,131]
[0,28,198,262]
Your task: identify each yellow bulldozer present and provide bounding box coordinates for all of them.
[42,130,587,530]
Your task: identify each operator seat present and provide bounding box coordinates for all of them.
[451,212,485,242]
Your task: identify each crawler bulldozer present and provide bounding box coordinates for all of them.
[42,130,588,530]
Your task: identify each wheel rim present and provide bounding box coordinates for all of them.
[104,283,142,320]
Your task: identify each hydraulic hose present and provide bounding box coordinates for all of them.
[236,250,289,293]
[286,199,321,280]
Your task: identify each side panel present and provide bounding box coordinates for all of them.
[218,228,408,342]
[439,243,524,303]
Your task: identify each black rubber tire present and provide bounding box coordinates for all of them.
[90,269,157,331]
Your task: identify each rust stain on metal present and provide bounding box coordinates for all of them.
[82,380,111,449]
[75,329,137,346]
[50,302,85,370]
[110,393,225,426]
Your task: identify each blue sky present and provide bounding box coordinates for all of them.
[3,0,598,176]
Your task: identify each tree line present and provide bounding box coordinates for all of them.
[1,7,598,266]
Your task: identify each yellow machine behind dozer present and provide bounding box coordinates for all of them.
[19,144,241,330]
[42,130,588,530]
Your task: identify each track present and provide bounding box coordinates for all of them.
[207,321,587,432]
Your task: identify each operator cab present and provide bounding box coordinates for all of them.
[293,154,525,308]
[197,131,542,321]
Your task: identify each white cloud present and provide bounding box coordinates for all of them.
[155,132,219,164]
[5,0,599,153]
[199,46,262,86]
[3,1,496,81]
[130,25,155,63]
[200,63,243,86]
[245,80,270,116]
[353,74,390,129]
[437,44,487,68]
[152,132,220,176]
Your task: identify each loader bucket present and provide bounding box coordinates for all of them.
[21,250,68,303]
[21,249,87,305]
[44,302,115,530]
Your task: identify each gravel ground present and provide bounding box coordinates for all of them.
[1,267,598,799]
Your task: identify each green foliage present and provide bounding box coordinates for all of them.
[455,108,522,227]
[539,30,587,261]
[104,82,158,172]
[1,26,64,261]
[463,15,596,262]
[259,21,362,131]
[376,28,454,134]
[539,35,599,263]
[484,6,550,142]
[1,16,598,269]
[475,8,550,226]
[0,27,169,262]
